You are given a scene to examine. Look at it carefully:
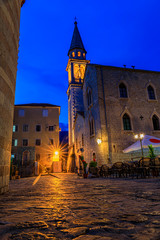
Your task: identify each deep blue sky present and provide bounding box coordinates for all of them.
[16,0,160,130]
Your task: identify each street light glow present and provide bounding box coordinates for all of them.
[55,151,59,156]
[97,139,102,145]
[140,133,144,139]
[134,134,138,139]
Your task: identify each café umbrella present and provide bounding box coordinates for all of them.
[123,135,160,153]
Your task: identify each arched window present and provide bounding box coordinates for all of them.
[72,52,75,57]
[87,89,92,106]
[89,118,94,136]
[123,113,131,130]
[147,85,156,100]
[119,83,128,98]
[152,115,159,130]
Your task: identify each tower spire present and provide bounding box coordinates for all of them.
[68,21,86,57]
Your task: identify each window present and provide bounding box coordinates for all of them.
[13,125,18,132]
[23,124,28,132]
[123,113,131,130]
[12,139,18,146]
[148,85,156,100]
[19,109,24,117]
[78,51,81,57]
[87,89,92,106]
[72,52,75,57]
[36,125,41,132]
[49,139,54,145]
[152,115,159,130]
[83,53,85,58]
[43,109,48,117]
[49,126,54,131]
[89,118,94,136]
[82,134,84,146]
[119,83,128,98]
[23,139,28,146]
[35,139,41,146]
[36,154,40,161]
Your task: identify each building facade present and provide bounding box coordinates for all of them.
[12,104,61,176]
[67,22,160,170]
[0,0,24,193]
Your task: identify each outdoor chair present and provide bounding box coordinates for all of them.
[111,162,124,178]
[137,158,151,178]
[150,157,160,177]
[99,165,109,177]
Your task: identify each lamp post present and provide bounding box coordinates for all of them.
[134,133,144,158]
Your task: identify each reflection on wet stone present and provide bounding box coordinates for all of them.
[0,174,160,239]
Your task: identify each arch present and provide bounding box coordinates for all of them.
[123,113,131,130]
[147,85,156,100]
[119,83,128,98]
[152,114,160,130]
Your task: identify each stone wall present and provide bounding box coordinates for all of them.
[0,0,22,193]
[96,65,160,163]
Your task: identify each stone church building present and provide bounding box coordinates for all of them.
[66,21,160,171]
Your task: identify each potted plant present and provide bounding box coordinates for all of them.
[79,155,88,178]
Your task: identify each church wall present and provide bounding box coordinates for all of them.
[0,0,22,194]
[97,66,160,163]
[82,66,109,166]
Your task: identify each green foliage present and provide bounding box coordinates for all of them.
[89,161,97,168]
[148,145,156,159]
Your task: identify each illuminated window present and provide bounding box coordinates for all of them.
[19,109,24,117]
[148,85,156,100]
[35,139,41,146]
[36,125,41,132]
[12,139,18,146]
[89,118,95,136]
[43,109,48,117]
[119,83,128,98]
[72,52,75,57]
[123,114,131,130]
[13,125,18,132]
[83,53,85,58]
[78,51,81,57]
[23,139,28,146]
[23,124,28,132]
[152,115,159,130]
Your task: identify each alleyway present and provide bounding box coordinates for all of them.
[0,174,160,239]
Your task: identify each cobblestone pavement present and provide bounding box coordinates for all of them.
[0,174,160,240]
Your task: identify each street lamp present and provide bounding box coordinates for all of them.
[97,138,102,145]
[134,133,144,158]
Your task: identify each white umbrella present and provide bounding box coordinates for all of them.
[123,135,160,153]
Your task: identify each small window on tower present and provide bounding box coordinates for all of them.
[72,52,75,57]
[78,51,81,57]
[83,53,85,58]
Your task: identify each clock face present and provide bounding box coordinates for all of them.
[74,64,85,80]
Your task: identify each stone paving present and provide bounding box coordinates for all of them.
[0,173,160,240]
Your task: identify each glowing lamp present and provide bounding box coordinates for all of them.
[140,134,144,139]
[97,139,102,145]
[55,151,59,156]
[134,134,138,139]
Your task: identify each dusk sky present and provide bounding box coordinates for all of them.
[16,0,160,130]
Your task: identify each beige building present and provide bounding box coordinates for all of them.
[67,22,160,170]
[0,0,25,193]
[12,103,61,175]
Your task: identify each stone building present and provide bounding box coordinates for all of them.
[67,21,160,170]
[0,0,25,193]
[12,104,61,176]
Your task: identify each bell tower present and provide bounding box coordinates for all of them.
[66,21,90,170]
